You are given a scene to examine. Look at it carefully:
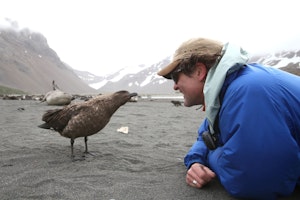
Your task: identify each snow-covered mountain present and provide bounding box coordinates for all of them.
[75,49,300,95]
[249,49,300,69]
[74,57,175,94]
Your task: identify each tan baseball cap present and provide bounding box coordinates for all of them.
[157,38,223,79]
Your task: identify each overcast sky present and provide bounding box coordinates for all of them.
[1,0,299,76]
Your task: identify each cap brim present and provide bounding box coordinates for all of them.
[157,60,181,79]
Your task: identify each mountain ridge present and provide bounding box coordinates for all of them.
[0,25,96,94]
[75,49,300,94]
[1,21,299,95]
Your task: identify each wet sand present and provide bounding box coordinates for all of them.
[0,99,299,200]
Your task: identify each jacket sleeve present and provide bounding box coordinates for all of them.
[184,118,210,169]
[213,69,300,199]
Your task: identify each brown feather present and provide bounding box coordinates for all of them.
[38,90,137,156]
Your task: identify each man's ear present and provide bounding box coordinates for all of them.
[195,62,207,81]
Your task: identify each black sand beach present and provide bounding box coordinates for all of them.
[1,99,299,200]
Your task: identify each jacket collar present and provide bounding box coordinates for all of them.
[204,42,249,134]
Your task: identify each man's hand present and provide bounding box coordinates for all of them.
[186,163,216,188]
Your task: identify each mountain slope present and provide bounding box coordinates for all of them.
[76,49,300,95]
[249,49,300,75]
[0,27,96,94]
[95,59,174,94]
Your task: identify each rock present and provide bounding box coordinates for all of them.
[42,89,73,105]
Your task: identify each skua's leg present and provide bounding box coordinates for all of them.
[70,138,75,158]
[84,136,88,153]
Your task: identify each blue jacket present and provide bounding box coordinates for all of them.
[184,63,300,199]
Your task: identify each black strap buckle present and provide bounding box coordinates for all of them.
[202,131,218,150]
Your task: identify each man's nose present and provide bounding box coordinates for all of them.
[173,83,179,91]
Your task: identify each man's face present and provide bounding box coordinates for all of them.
[171,63,206,107]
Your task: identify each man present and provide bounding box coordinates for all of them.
[157,38,300,199]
